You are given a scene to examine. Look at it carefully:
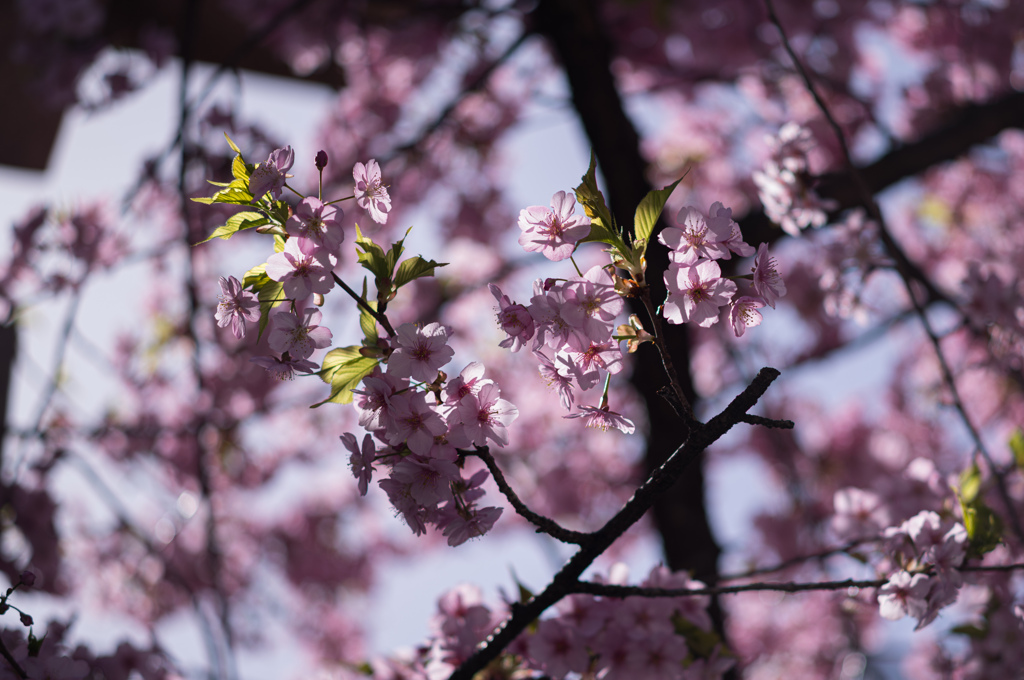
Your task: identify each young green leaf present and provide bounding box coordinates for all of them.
[634,176,683,253]
[224,132,242,155]
[574,151,615,236]
[394,256,447,288]
[253,276,286,341]
[196,211,270,245]
[314,347,379,406]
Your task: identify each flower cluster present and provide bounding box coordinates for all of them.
[346,334,514,546]
[877,510,968,629]
[491,263,632,432]
[659,202,784,337]
[422,566,731,680]
[753,122,837,237]
[212,147,392,377]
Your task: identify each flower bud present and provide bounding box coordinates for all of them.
[19,571,35,588]
[315,150,329,171]
[19,613,32,627]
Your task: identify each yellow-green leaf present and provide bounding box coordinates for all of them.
[1010,429,1024,470]
[394,256,446,288]
[313,347,378,406]
[634,176,683,253]
[196,211,269,245]
[224,132,242,155]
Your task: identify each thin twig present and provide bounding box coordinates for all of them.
[571,577,885,599]
[720,537,879,581]
[739,414,794,429]
[465,447,588,545]
[763,0,1024,546]
[0,636,27,680]
[638,287,696,428]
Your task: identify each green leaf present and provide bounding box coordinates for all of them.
[231,155,251,184]
[954,463,1004,558]
[574,151,616,237]
[394,256,447,288]
[634,176,683,253]
[210,185,255,205]
[1010,429,1024,470]
[224,132,242,155]
[196,211,270,244]
[254,277,286,341]
[959,463,982,504]
[313,347,379,406]
[950,623,989,639]
[354,226,394,282]
[672,614,724,659]
[242,263,267,289]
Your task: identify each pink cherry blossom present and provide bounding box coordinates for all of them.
[534,350,575,410]
[517,190,591,262]
[440,505,502,547]
[729,296,765,337]
[341,432,375,496]
[442,362,488,405]
[264,237,335,299]
[286,197,344,255]
[267,307,333,360]
[663,259,737,327]
[390,456,459,506]
[527,619,590,679]
[214,275,259,339]
[709,201,755,258]
[451,382,519,447]
[564,405,635,434]
[353,159,391,224]
[249,145,294,201]
[250,353,318,380]
[387,322,455,383]
[878,570,931,621]
[352,369,404,430]
[751,242,786,308]
[562,265,623,348]
[489,284,534,352]
[658,205,732,262]
[569,340,624,375]
[386,391,448,455]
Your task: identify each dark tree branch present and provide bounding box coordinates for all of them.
[532,0,724,622]
[448,368,781,680]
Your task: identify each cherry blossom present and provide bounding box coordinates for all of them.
[249,145,294,201]
[663,259,737,327]
[285,197,345,255]
[267,307,333,360]
[264,236,335,299]
[729,296,765,337]
[450,382,519,447]
[353,159,391,224]
[517,190,591,262]
[341,432,376,496]
[659,205,732,262]
[214,275,259,339]
[489,283,534,352]
[387,322,455,383]
[751,242,787,308]
[564,404,635,434]
[250,353,319,379]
